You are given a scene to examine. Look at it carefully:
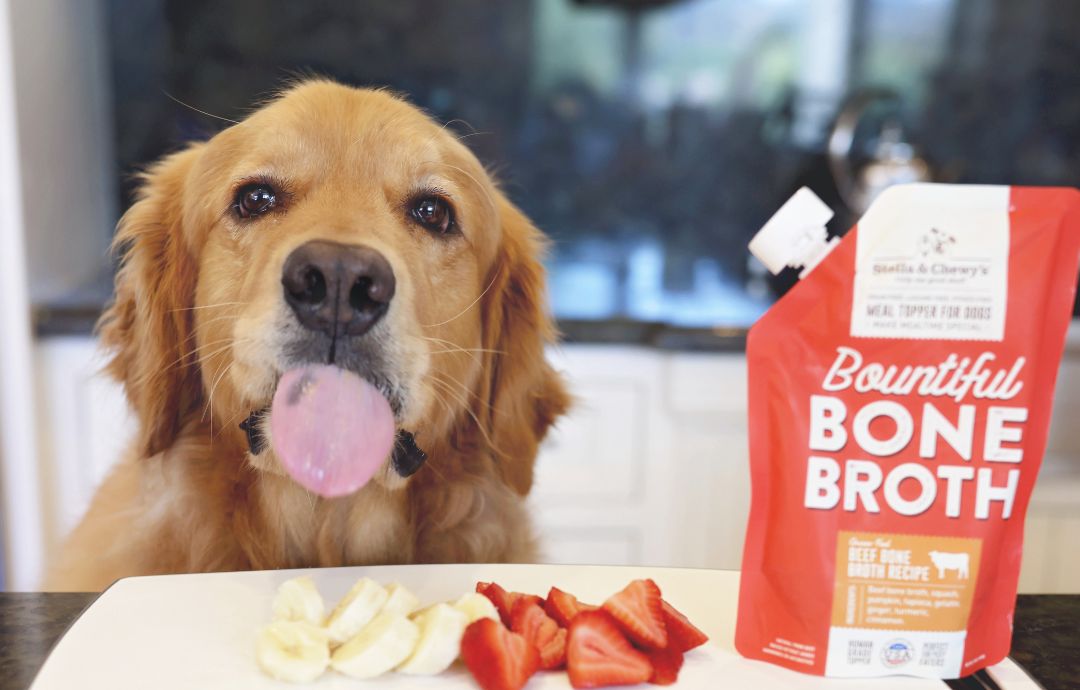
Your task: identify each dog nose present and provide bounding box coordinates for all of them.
[282,240,395,337]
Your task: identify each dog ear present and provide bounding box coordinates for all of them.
[98,146,205,458]
[480,195,570,495]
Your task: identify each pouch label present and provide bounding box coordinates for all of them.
[825,530,982,676]
[831,531,981,631]
[851,185,1009,341]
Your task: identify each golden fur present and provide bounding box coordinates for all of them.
[44,81,569,591]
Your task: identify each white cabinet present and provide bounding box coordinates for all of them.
[24,337,1080,593]
[534,342,1080,592]
[33,337,136,560]
[1020,479,1080,593]
[531,347,672,566]
[532,347,760,571]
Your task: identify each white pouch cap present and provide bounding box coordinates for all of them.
[749,187,838,278]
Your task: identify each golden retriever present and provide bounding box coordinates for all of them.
[44,80,569,591]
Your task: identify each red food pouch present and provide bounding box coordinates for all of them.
[736,184,1080,678]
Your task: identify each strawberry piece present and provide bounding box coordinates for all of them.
[476,582,542,627]
[545,586,599,628]
[567,610,653,689]
[512,592,545,613]
[511,599,566,669]
[541,628,568,670]
[646,647,685,685]
[477,582,513,625]
[661,600,708,652]
[460,618,540,690]
[601,579,668,650]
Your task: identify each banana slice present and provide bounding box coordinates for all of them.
[396,603,468,675]
[381,583,421,617]
[271,576,325,625]
[325,578,389,645]
[452,592,500,624]
[255,620,330,683]
[331,612,420,679]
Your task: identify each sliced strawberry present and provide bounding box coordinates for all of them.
[511,599,566,669]
[476,582,542,627]
[541,628,568,670]
[661,600,708,652]
[601,579,668,650]
[545,586,600,628]
[511,592,545,613]
[646,647,684,685]
[477,582,513,625]
[460,618,540,690]
[567,610,653,689]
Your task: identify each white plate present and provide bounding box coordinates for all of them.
[30,564,1039,689]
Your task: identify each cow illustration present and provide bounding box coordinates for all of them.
[928,551,970,580]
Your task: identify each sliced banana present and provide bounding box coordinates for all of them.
[381,583,421,617]
[331,612,420,679]
[271,576,325,625]
[396,603,468,675]
[452,591,500,624]
[325,578,389,645]
[255,620,330,683]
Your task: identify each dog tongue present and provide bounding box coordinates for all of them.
[269,364,395,498]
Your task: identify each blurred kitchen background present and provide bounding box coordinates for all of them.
[1,0,1079,591]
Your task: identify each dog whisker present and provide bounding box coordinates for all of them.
[190,340,236,362]
[432,370,492,412]
[417,391,455,485]
[411,334,505,366]
[436,118,490,144]
[193,312,245,328]
[169,301,248,313]
[424,160,500,220]
[191,332,260,443]
[421,271,498,329]
[177,318,224,341]
[427,346,505,355]
[439,117,476,135]
[423,459,449,484]
[170,326,244,369]
[429,377,504,457]
[158,338,233,373]
[167,338,239,373]
[176,314,245,348]
[425,347,496,364]
[416,334,505,355]
[192,336,256,360]
[214,406,251,441]
[162,91,240,125]
[202,360,237,432]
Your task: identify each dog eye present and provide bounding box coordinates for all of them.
[409,195,455,235]
[234,183,276,219]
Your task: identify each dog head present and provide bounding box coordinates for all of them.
[101,80,568,494]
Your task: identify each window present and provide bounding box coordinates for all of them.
[105,0,1080,327]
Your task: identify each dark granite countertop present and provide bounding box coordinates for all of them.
[0,594,95,690]
[0,593,1074,689]
[33,303,750,352]
[29,265,752,350]
[30,269,1080,352]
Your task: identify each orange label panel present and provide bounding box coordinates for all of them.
[831,531,981,632]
